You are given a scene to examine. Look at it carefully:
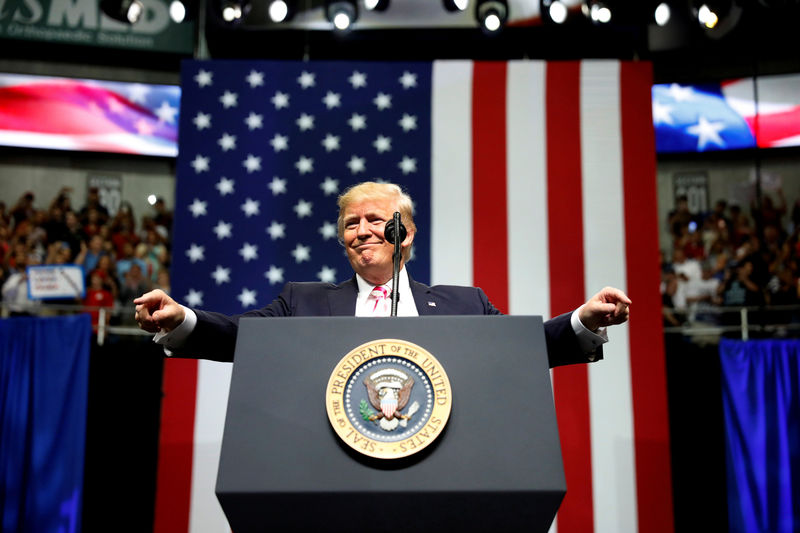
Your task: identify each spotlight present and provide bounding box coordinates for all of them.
[442,0,469,11]
[268,0,293,22]
[476,0,507,33]
[654,2,671,25]
[550,1,567,23]
[167,0,196,23]
[326,1,357,30]
[220,0,250,22]
[540,0,568,24]
[100,0,145,23]
[364,0,390,10]
[583,0,612,23]
[169,0,186,22]
[690,0,742,37]
[697,4,718,27]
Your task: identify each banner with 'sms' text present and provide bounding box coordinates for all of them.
[0,0,194,54]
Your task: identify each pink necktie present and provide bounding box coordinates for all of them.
[370,286,391,316]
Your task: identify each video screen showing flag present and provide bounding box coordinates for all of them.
[653,73,800,153]
[0,73,180,157]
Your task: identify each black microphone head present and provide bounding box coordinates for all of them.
[384,213,407,245]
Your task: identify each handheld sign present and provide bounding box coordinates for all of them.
[27,265,85,300]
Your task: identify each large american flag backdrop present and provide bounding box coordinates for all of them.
[159,59,672,533]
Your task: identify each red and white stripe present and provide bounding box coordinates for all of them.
[154,59,673,533]
[431,60,673,533]
[155,360,231,533]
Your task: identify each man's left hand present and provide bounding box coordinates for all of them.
[578,287,631,332]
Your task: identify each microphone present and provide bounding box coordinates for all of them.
[386,212,405,317]
[384,217,407,245]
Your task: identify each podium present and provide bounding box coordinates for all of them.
[216,316,566,532]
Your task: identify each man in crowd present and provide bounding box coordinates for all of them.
[134,182,631,367]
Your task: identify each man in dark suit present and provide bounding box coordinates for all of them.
[135,182,630,366]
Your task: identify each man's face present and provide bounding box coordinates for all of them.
[342,199,412,285]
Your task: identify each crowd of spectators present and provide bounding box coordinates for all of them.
[0,187,172,330]
[661,188,800,332]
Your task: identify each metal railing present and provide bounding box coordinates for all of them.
[1,302,151,346]
[662,303,800,341]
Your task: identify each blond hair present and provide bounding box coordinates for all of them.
[337,182,416,262]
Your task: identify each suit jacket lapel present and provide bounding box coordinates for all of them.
[328,277,359,316]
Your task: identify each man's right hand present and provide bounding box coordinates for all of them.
[134,289,185,333]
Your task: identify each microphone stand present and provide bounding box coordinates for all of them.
[390,212,402,317]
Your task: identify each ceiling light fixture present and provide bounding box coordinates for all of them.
[220,0,250,22]
[475,0,508,33]
[268,0,291,22]
[326,1,358,31]
[169,0,186,22]
[540,0,568,24]
[654,2,671,26]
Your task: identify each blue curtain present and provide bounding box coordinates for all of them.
[1,315,91,533]
[720,338,800,533]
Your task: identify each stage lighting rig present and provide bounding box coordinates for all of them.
[169,0,186,22]
[326,0,358,31]
[690,0,742,37]
[582,0,612,23]
[220,0,250,22]
[654,2,671,25]
[167,0,198,23]
[475,0,508,33]
[540,0,569,24]
[268,0,294,22]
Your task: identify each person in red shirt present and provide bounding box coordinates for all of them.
[84,270,114,332]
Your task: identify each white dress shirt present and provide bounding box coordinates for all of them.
[354,268,418,317]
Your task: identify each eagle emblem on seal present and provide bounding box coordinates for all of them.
[362,369,420,431]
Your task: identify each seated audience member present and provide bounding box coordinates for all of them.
[110,204,140,258]
[44,241,73,265]
[154,269,171,294]
[10,192,35,228]
[2,251,40,316]
[79,187,109,227]
[76,234,108,273]
[62,211,86,259]
[84,270,115,332]
[718,259,764,308]
[119,263,151,306]
[661,271,683,327]
[116,242,148,280]
[91,254,120,300]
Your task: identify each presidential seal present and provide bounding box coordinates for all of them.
[325,339,452,460]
